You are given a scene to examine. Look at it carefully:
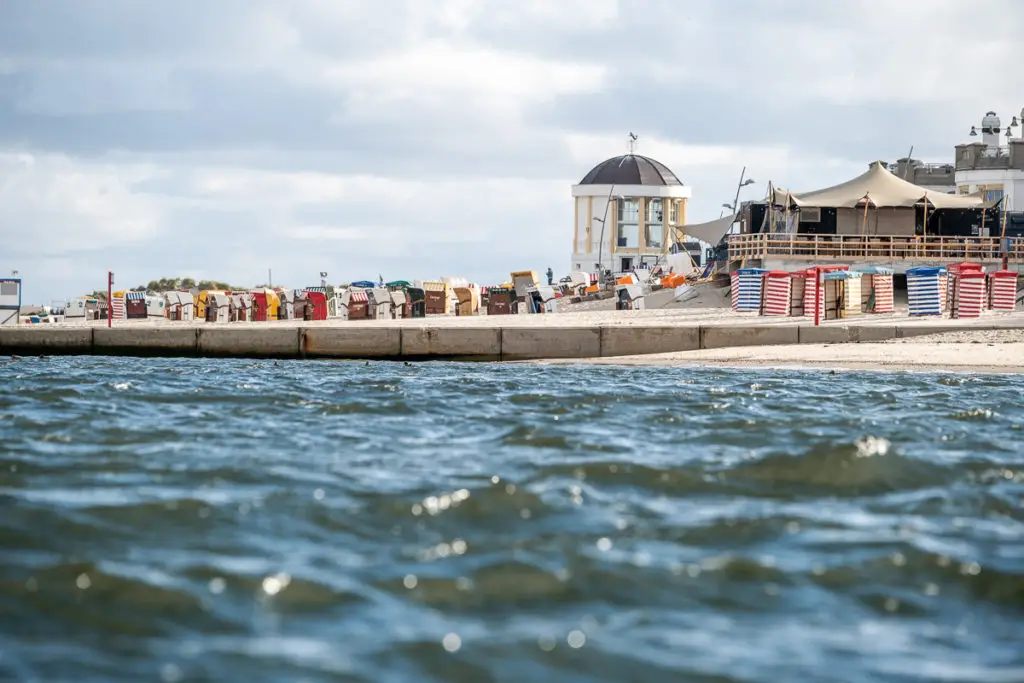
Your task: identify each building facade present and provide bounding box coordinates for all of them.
[884,158,956,194]
[570,154,691,274]
[0,277,22,326]
[953,110,1024,210]
[886,111,1024,210]
[728,161,1024,274]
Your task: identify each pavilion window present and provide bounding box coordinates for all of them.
[645,223,665,250]
[616,198,640,248]
[617,198,639,223]
[617,224,639,248]
[645,198,663,224]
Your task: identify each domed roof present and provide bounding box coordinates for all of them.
[578,154,682,186]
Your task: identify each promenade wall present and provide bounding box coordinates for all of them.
[0,322,1007,361]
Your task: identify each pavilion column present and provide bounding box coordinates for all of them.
[573,197,580,254]
[638,198,647,253]
[663,200,670,254]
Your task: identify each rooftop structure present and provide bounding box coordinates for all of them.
[578,154,683,186]
[884,158,955,194]
[0,277,22,326]
[885,110,1024,209]
[571,135,692,275]
[729,161,1021,274]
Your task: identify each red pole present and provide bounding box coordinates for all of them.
[107,271,113,327]
[813,266,822,326]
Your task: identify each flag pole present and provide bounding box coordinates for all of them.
[107,271,113,327]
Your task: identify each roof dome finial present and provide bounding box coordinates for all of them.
[627,132,638,154]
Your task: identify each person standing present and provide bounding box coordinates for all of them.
[546,267,554,285]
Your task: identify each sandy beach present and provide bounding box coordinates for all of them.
[44,305,1024,331]
[540,329,1024,372]
[12,288,1024,368]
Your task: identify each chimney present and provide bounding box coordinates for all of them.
[1010,138,1024,171]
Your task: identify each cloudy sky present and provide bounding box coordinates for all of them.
[2,0,1022,303]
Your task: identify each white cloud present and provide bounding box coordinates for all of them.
[321,41,606,119]
[290,226,363,241]
[0,153,164,251]
[1,0,1023,303]
[13,62,192,115]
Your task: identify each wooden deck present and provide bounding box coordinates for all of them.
[728,233,1024,264]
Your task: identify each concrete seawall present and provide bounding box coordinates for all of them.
[2,322,1015,361]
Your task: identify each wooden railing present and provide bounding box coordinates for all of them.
[728,233,1024,263]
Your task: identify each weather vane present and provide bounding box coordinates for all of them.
[627,132,638,154]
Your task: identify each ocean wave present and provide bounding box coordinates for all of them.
[2,359,1023,681]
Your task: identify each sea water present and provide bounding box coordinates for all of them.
[1,356,1022,682]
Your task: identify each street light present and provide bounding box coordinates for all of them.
[721,172,757,216]
[1008,109,1024,139]
[594,192,624,277]
[968,110,1024,142]
[729,168,756,216]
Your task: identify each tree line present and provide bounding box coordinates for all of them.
[134,277,239,292]
[86,277,243,300]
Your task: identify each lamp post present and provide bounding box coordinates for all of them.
[720,168,757,218]
[1003,107,1023,140]
[594,189,623,279]
[729,167,756,216]
[968,109,1023,148]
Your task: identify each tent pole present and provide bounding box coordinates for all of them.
[860,195,870,257]
[784,194,790,234]
[922,199,929,259]
[1000,198,1009,240]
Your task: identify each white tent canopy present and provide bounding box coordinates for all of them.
[679,214,737,245]
[771,162,983,210]
[664,251,699,277]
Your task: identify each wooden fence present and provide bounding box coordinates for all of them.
[728,233,1024,263]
